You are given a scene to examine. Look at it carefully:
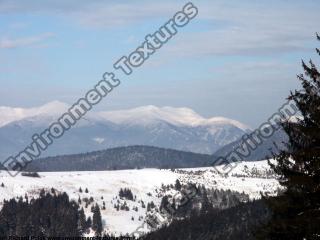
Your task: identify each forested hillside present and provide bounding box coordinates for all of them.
[24,146,215,172]
[0,191,99,236]
[142,199,270,240]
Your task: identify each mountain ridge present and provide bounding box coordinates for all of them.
[0,101,251,159]
[0,101,251,130]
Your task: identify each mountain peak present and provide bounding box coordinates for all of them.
[40,100,68,108]
[206,117,251,131]
[98,105,251,131]
[98,105,203,126]
[37,101,69,114]
[0,101,69,127]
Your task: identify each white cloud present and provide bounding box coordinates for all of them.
[0,0,182,27]
[0,32,55,49]
[0,0,318,56]
[162,1,319,57]
[164,28,310,58]
[73,2,181,28]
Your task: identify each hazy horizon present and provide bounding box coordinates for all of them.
[1,0,319,128]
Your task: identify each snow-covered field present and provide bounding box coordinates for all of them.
[0,160,280,236]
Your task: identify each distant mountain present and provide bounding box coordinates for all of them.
[24,145,215,172]
[0,101,251,160]
[213,127,288,161]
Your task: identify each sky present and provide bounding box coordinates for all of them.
[0,0,319,127]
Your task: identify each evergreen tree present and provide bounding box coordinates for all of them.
[119,188,134,200]
[258,34,320,239]
[160,196,174,215]
[200,188,212,214]
[78,207,87,234]
[92,204,103,236]
[175,179,182,191]
[86,216,92,229]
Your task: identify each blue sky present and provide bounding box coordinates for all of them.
[0,0,319,127]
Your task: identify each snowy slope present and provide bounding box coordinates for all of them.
[0,160,279,236]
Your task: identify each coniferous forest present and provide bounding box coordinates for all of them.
[0,190,96,237]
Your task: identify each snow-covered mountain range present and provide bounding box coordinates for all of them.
[0,101,251,160]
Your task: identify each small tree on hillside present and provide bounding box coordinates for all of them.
[175,179,182,191]
[92,204,103,236]
[78,207,87,234]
